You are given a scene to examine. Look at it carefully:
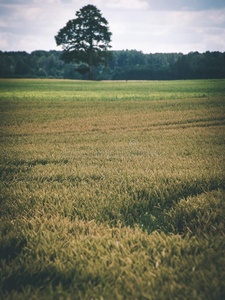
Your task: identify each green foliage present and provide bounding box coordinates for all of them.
[0,79,225,299]
[1,50,225,80]
[55,5,112,80]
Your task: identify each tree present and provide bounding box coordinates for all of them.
[55,4,112,80]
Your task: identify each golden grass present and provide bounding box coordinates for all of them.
[0,79,225,299]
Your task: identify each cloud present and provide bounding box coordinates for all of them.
[0,20,7,27]
[109,8,225,53]
[105,0,148,10]
[0,32,10,48]
[0,0,225,53]
[146,0,225,11]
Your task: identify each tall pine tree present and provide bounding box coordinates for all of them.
[55,5,112,80]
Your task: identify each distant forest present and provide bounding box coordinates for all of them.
[1,50,225,80]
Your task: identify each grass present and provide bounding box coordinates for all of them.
[0,79,225,299]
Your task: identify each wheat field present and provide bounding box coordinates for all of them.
[0,79,225,299]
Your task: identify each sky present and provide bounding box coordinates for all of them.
[0,0,225,54]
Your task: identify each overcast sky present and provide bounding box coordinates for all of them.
[0,0,225,54]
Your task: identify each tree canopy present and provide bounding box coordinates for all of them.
[55,4,112,80]
[1,50,225,80]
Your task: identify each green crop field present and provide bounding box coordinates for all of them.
[0,79,225,299]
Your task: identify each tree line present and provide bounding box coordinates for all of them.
[0,49,225,80]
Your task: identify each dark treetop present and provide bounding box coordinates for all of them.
[55,4,112,80]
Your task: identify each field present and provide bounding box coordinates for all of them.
[0,79,225,299]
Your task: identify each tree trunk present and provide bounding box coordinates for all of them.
[89,38,94,80]
[89,64,94,80]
